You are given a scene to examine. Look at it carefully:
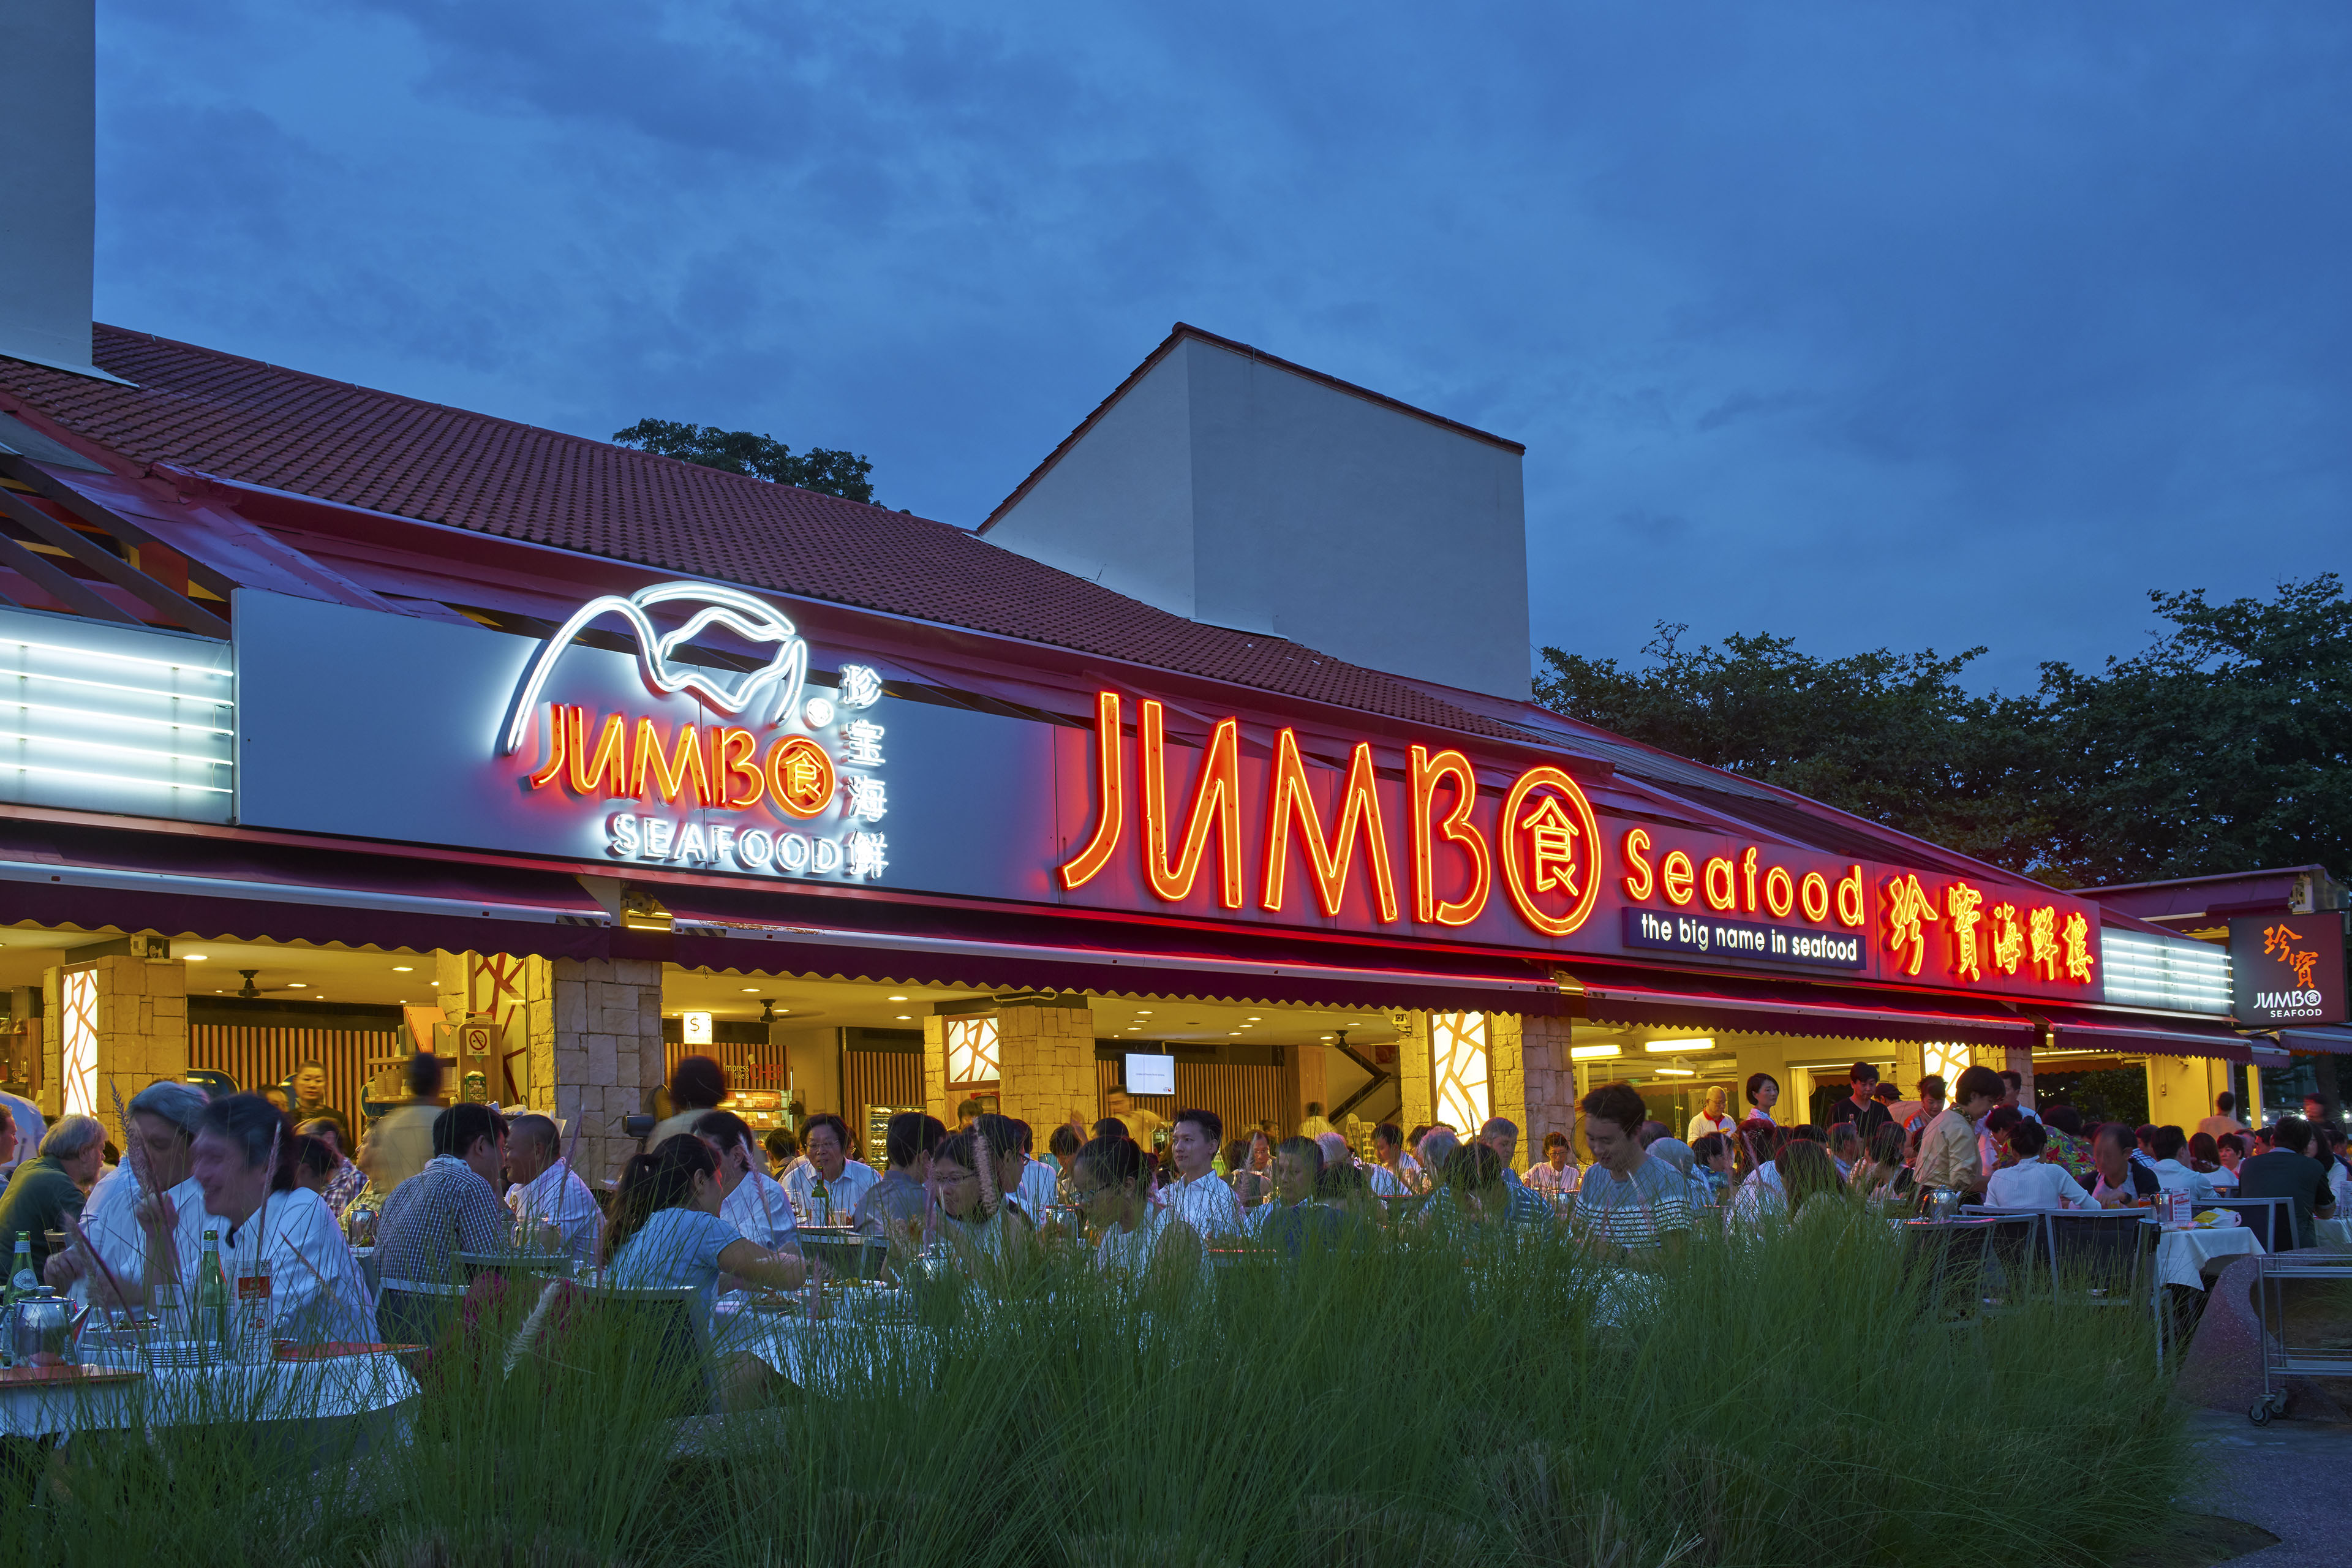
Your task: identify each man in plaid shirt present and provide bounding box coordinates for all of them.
[374,1103,512,1288]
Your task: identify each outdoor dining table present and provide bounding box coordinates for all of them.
[710,1292,938,1393]
[2152,1219,2263,1290]
[0,1346,420,1441]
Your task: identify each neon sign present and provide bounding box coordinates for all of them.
[499,582,889,882]
[1058,689,1599,940]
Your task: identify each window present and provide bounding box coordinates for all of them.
[946,1016,1000,1085]
[61,967,98,1117]
[1431,1012,1491,1131]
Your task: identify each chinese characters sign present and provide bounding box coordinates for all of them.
[2229,914,2346,1026]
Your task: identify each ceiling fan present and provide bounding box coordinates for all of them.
[234,970,312,1000]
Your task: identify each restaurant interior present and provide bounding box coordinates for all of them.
[1,922,2252,1174]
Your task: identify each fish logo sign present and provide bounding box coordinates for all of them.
[498,582,809,757]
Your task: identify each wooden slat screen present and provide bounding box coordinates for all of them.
[187,1025,394,1129]
[844,1050,924,1122]
[1091,1059,1280,1151]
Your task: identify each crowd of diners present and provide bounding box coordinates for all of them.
[7,1052,2348,1370]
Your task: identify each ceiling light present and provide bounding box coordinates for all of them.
[1246,1016,1261,1020]
[741,987,758,992]
[1570,1044,1621,1061]
[184,954,206,962]
[1320,1034,1333,1040]
[392,965,413,973]
[888,995,908,1001]
[1656,1055,1697,1078]
[1228,1031,1240,1036]
[287,982,307,989]
[895,1015,911,1020]
[1646,1037,1713,1054]
[1136,1009,1153,1015]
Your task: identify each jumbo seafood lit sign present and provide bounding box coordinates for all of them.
[499,583,891,882]
[1051,689,2100,1000]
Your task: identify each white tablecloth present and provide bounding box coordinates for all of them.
[2317,1216,2352,1251]
[711,1297,935,1392]
[2154,1223,2262,1290]
[0,1352,417,1439]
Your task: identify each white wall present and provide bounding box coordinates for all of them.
[976,351,1199,617]
[0,0,105,380]
[984,334,1532,700]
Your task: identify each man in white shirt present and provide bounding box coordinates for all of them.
[44,1080,208,1303]
[1367,1122,1419,1197]
[2198,1093,2249,1142]
[1005,1118,1059,1225]
[2147,1126,2220,1205]
[1983,1121,2095,1210]
[1161,1108,1242,1238]
[780,1113,878,1226]
[138,1093,375,1343]
[694,1109,797,1254]
[503,1112,603,1264]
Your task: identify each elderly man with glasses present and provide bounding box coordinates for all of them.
[42,1082,209,1300]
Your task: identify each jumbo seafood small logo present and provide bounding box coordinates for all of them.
[2252,923,2328,1019]
[499,582,889,881]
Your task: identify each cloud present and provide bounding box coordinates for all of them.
[89,1,2352,692]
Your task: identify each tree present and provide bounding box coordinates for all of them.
[612,418,876,504]
[1531,578,2352,890]
[2037,575,2352,887]
[1535,626,2051,872]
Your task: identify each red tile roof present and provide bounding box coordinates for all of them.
[0,326,1534,739]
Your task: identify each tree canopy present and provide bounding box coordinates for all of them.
[1534,576,2351,889]
[612,418,876,504]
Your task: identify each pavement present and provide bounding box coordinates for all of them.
[2183,1408,2352,1568]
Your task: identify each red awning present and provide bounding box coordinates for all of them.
[0,816,618,962]
[2273,1025,2352,1055]
[2029,1005,2252,1064]
[1561,968,2036,1047]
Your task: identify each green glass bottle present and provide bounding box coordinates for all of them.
[194,1227,232,1351]
[6,1232,33,1303]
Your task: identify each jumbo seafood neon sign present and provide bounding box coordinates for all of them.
[497,583,890,881]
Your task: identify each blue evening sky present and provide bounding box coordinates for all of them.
[97,2,2352,694]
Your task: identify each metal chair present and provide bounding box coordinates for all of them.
[1899,1219,1997,1321]
[459,1250,575,1282]
[1959,1207,2052,1300]
[572,1284,717,1417]
[376,1276,467,1346]
[2042,1210,2162,1359]
[2201,1196,2294,1254]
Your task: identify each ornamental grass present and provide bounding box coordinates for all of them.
[2,1204,2187,1568]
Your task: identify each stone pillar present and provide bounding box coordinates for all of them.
[992,1000,1096,1139]
[1893,1039,1926,1102]
[1395,1011,1434,1134]
[1518,1013,1575,1166]
[919,1016,951,1124]
[42,954,187,1142]
[1489,1016,1528,1168]
[521,956,664,1186]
